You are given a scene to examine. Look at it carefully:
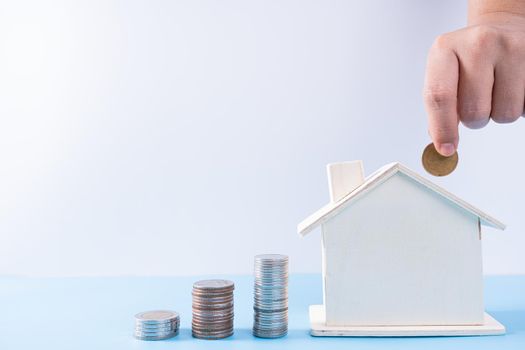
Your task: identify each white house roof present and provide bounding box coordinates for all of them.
[298,162,505,236]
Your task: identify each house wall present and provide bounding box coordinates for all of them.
[322,173,484,326]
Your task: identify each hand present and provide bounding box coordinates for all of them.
[423,8,525,156]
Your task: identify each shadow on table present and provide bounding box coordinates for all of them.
[233,328,310,341]
[161,328,310,342]
[490,310,525,334]
[159,313,524,343]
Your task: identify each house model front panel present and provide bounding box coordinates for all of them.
[322,172,483,326]
[299,161,506,335]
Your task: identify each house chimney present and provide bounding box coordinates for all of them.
[327,161,365,203]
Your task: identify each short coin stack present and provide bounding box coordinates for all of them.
[134,310,180,341]
[253,254,289,338]
[192,279,235,339]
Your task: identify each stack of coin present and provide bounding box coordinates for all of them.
[192,279,235,339]
[134,310,180,341]
[253,254,289,338]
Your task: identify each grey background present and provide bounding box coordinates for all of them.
[0,0,523,277]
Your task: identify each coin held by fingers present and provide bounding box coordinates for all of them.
[422,143,458,177]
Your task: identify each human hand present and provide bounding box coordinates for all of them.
[423,3,525,156]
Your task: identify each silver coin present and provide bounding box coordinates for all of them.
[135,328,176,336]
[254,270,288,274]
[192,292,233,299]
[192,279,235,340]
[135,323,179,331]
[192,299,234,305]
[192,324,233,331]
[192,318,233,323]
[192,332,233,340]
[254,300,288,307]
[192,300,234,307]
[192,292,233,297]
[192,312,234,318]
[254,274,288,278]
[192,313,234,318]
[192,294,233,300]
[254,318,287,324]
[192,329,233,334]
[134,328,178,336]
[254,318,287,323]
[135,324,179,331]
[192,309,234,315]
[192,317,233,323]
[254,322,287,328]
[254,290,287,295]
[192,304,234,310]
[192,316,233,322]
[192,319,233,326]
[193,298,232,303]
[254,254,288,261]
[254,321,288,326]
[254,306,288,312]
[254,292,287,297]
[253,254,289,338]
[192,320,233,326]
[253,329,287,338]
[192,328,234,334]
[192,328,233,333]
[136,318,179,326]
[134,332,178,341]
[135,310,179,322]
[254,322,287,327]
[193,279,234,291]
[135,324,178,333]
[193,285,234,291]
[254,310,288,317]
[133,309,180,341]
[192,320,234,326]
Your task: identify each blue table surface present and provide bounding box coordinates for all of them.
[0,274,524,349]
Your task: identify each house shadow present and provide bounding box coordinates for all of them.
[490,310,525,334]
[150,312,524,343]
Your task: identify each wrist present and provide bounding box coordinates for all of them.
[468,0,525,25]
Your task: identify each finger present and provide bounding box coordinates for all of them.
[424,36,460,157]
[457,54,493,129]
[490,61,525,123]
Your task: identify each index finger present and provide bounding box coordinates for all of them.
[423,38,460,157]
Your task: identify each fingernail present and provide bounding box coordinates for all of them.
[438,143,455,157]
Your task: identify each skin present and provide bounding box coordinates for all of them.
[424,0,525,156]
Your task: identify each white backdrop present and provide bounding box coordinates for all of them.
[0,0,523,277]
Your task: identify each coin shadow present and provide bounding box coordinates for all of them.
[159,328,193,342]
[231,328,310,341]
[162,328,310,342]
[162,328,238,342]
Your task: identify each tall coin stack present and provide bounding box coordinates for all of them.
[134,310,180,341]
[192,279,235,339]
[253,254,289,338]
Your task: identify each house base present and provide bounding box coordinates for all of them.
[309,305,505,337]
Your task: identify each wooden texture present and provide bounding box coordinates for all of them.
[309,305,506,337]
[327,161,365,203]
[322,172,484,326]
[298,163,505,237]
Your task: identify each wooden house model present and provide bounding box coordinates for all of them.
[298,161,506,336]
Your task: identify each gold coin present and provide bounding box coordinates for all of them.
[421,143,458,176]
